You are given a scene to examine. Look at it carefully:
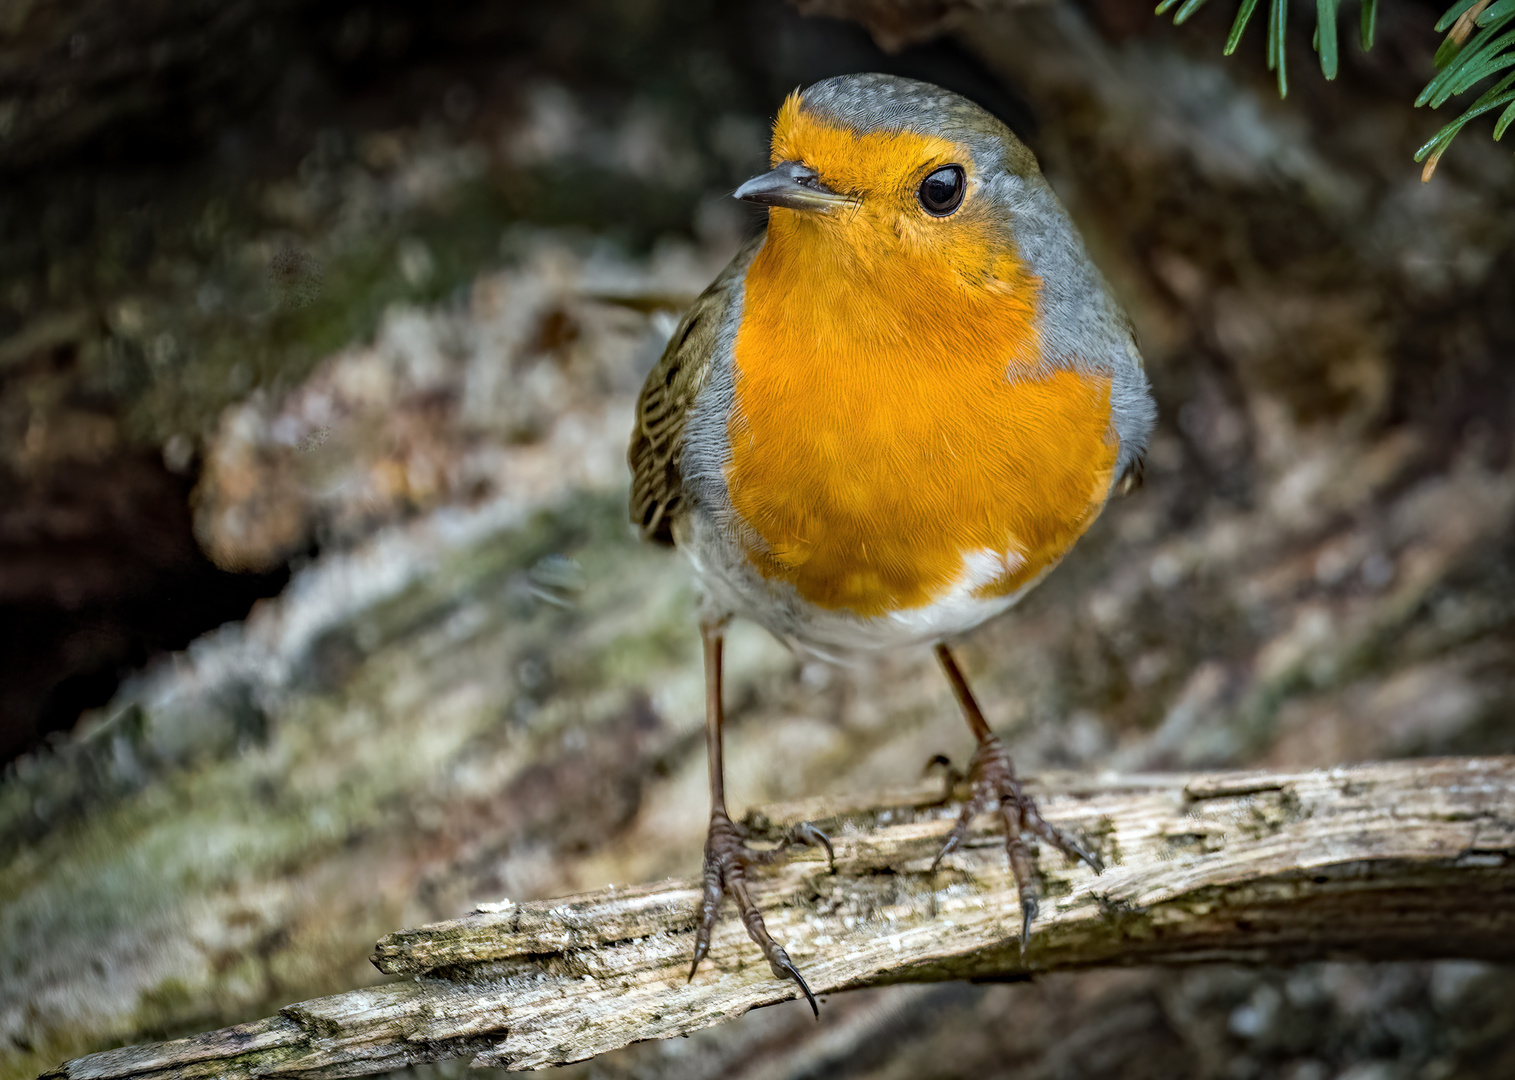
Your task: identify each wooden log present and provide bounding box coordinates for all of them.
[47,757,1515,1079]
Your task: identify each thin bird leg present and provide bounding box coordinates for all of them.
[931,642,1102,951]
[687,619,822,1016]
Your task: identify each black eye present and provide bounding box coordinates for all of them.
[917,165,965,216]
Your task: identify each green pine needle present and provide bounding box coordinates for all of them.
[1269,0,1289,97]
[1450,51,1515,98]
[1422,27,1515,106]
[1420,7,1515,173]
[1494,98,1515,137]
[1226,0,1261,54]
[1174,0,1213,24]
[1433,34,1468,71]
[1480,0,1515,26]
[1415,87,1515,161]
[1436,0,1487,33]
[1318,0,1340,78]
[1154,0,1515,175]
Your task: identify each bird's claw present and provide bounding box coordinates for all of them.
[930,735,1101,950]
[924,753,967,804]
[689,809,823,1017]
[777,819,835,872]
[763,940,819,1017]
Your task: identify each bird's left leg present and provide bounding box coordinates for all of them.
[688,618,829,1015]
[930,642,1102,949]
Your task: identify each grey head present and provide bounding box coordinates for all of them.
[798,73,1044,185]
[732,73,1049,214]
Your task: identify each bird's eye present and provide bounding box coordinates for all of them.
[917,165,966,216]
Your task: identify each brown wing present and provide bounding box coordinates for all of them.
[628,239,757,546]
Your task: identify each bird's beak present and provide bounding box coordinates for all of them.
[733,160,851,213]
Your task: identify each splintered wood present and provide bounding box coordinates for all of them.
[48,758,1515,1078]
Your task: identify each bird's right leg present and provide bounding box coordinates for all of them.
[688,618,826,1016]
[930,642,1102,951]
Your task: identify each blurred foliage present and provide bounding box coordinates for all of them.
[1155,0,1515,175]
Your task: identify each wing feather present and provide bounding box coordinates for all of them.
[628,238,758,546]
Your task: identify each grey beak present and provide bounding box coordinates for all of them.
[733,160,851,213]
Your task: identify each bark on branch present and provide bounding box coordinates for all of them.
[48,757,1515,1079]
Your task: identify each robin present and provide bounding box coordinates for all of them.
[628,73,1155,1013]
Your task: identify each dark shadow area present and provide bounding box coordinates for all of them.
[0,451,291,763]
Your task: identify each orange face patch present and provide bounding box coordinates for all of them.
[764,92,1009,287]
[726,102,1118,616]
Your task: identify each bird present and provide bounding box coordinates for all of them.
[628,72,1156,1015]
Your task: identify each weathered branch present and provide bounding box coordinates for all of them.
[48,757,1515,1079]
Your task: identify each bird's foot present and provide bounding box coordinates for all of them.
[689,809,830,1016]
[930,736,1102,951]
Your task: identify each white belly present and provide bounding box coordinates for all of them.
[679,513,1046,658]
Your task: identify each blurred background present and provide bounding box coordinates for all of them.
[2,0,1513,1077]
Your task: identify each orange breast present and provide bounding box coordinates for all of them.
[727,221,1118,617]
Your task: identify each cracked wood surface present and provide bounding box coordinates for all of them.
[47,757,1515,1079]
